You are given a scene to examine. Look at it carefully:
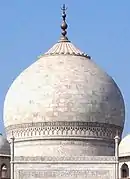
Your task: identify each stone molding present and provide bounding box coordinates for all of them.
[0,154,10,158]
[14,156,116,162]
[17,169,111,179]
[6,121,122,140]
[119,156,130,162]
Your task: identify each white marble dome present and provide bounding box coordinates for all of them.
[3,39,125,137]
[119,134,130,157]
[3,14,125,156]
[0,134,10,155]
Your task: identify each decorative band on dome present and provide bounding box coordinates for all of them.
[43,41,91,58]
[5,121,122,142]
[38,4,91,59]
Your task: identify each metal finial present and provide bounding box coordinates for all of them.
[60,4,69,41]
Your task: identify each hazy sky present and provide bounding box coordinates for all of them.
[0,1,130,137]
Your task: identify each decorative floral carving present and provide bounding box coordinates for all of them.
[6,121,122,141]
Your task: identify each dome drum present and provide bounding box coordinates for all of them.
[5,121,122,156]
[13,137,115,157]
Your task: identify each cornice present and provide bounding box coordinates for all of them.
[6,121,122,141]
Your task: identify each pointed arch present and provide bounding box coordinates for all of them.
[0,163,8,178]
[121,163,129,178]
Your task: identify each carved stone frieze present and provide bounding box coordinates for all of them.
[14,155,116,162]
[18,169,110,179]
[6,121,122,141]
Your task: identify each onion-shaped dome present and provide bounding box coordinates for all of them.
[119,134,130,157]
[0,133,10,156]
[3,6,125,156]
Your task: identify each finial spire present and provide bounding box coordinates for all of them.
[60,4,69,42]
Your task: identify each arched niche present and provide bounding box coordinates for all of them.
[121,163,129,178]
[0,164,8,179]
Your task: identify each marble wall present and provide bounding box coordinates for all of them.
[13,156,116,179]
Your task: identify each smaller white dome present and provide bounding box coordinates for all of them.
[0,134,10,155]
[119,134,130,157]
